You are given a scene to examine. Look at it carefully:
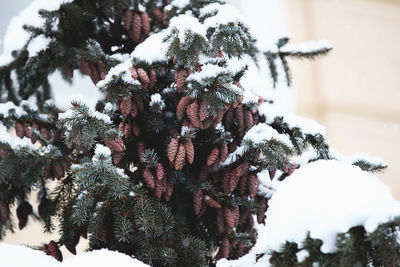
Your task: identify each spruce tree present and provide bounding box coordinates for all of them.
[0,0,397,266]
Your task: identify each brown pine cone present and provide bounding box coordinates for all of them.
[113,152,124,165]
[129,65,138,79]
[137,141,145,162]
[38,197,50,220]
[118,121,125,133]
[224,108,235,130]
[235,242,245,259]
[140,11,151,36]
[238,207,250,225]
[120,98,132,118]
[200,117,213,130]
[216,208,225,233]
[112,137,125,153]
[233,206,240,227]
[43,165,52,178]
[238,175,248,196]
[220,144,228,163]
[123,123,131,138]
[187,101,201,128]
[224,208,235,229]
[48,241,63,262]
[89,63,100,84]
[219,238,230,259]
[0,200,9,221]
[257,198,268,224]
[152,7,166,24]
[235,104,245,132]
[97,63,105,80]
[185,140,195,164]
[136,68,150,89]
[203,195,221,209]
[206,147,219,166]
[123,9,133,30]
[79,60,91,76]
[222,171,231,194]
[248,174,259,198]
[130,12,142,43]
[167,138,179,164]
[143,167,155,189]
[176,96,193,121]
[156,163,165,181]
[24,125,32,138]
[15,122,25,138]
[174,69,189,93]
[174,143,186,170]
[148,68,157,89]
[244,109,254,130]
[193,188,203,216]
[130,101,138,118]
[134,95,145,112]
[53,163,64,179]
[269,167,276,180]
[229,170,240,192]
[154,179,163,199]
[199,101,208,121]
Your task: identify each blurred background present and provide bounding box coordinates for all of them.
[1,0,399,255]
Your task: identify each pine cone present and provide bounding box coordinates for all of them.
[123,9,133,30]
[233,206,240,227]
[0,200,9,221]
[193,188,203,216]
[134,95,145,112]
[129,65,138,79]
[156,163,165,181]
[15,122,25,138]
[206,147,219,166]
[137,142,145,162]
[174,69,189,93]
[132,122,140,136]
[53,163,64,179]
[164,180,174,201]
[176,96,193,121]
[140,11,151,36]
[185,140,195,164]
[97,63,105,80]
[130,12,142,43]
[167,138,179,164]
[112,137,125,153]
[219,238,230,259]
[48,241,63,262]
[224,208,235,229]
[239,175,248,196]
[113,152,124,165]
[224,108,235,130]
[216,208,225,233]
[136,68,150,89]
[149,68,157,89]
[43,165,52,178]
[257,198,268,224]
[248,174,259,198]
[122,123,131,138]
[268,167,276,180]
[199,101,208,121]
[187,101,201,128]
[130,101,138,118]
[152,7,166,24]
[79,60,91,76]
[244,109,253,130]
[220,144,228,163]
[235,242,245,259]
[89,62,100,84]
[174,143,186,170]
[235,104,245,132]
[38,197,50,220]
[238,207,250,225]
[154,179,163,199]
[120,98,132,118]
[222,171,231,194]
[118,121,125,133]
[16,201,32,230]
[200,117,213,130]
[143,167,155,189]
[203,195,221,209]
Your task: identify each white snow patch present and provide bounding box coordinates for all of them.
[0,243,150,267]
[94,144,112,159]
[150,93,165,110]
[168,14,206,41]
[296,250,309,262]
[187,63,227,82]
[202,4,241,28]
[97,61,140,88]
[130,30,169,64]
[0,123,35,150]
[165,0,190,10]
[255,160,400,254]
[244,123,292,148]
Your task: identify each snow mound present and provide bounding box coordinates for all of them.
[0,243,150,267]
[257,160,400,254]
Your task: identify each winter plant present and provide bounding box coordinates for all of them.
[0,0,398,266]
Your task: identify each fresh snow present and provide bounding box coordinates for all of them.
[93,144,112,159]
[149,93,166,110]
[165,0,190,10]
[0,123,35,150]
[257,160,400,254]
[130,30,169,64]
[168,14,207,41]
[244,123,293,148]
[202,4,241,28]
[187,63,227,82]
[0,243,149,267]
[97,61,140,88]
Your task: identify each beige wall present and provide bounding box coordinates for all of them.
[283,0,400,198]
